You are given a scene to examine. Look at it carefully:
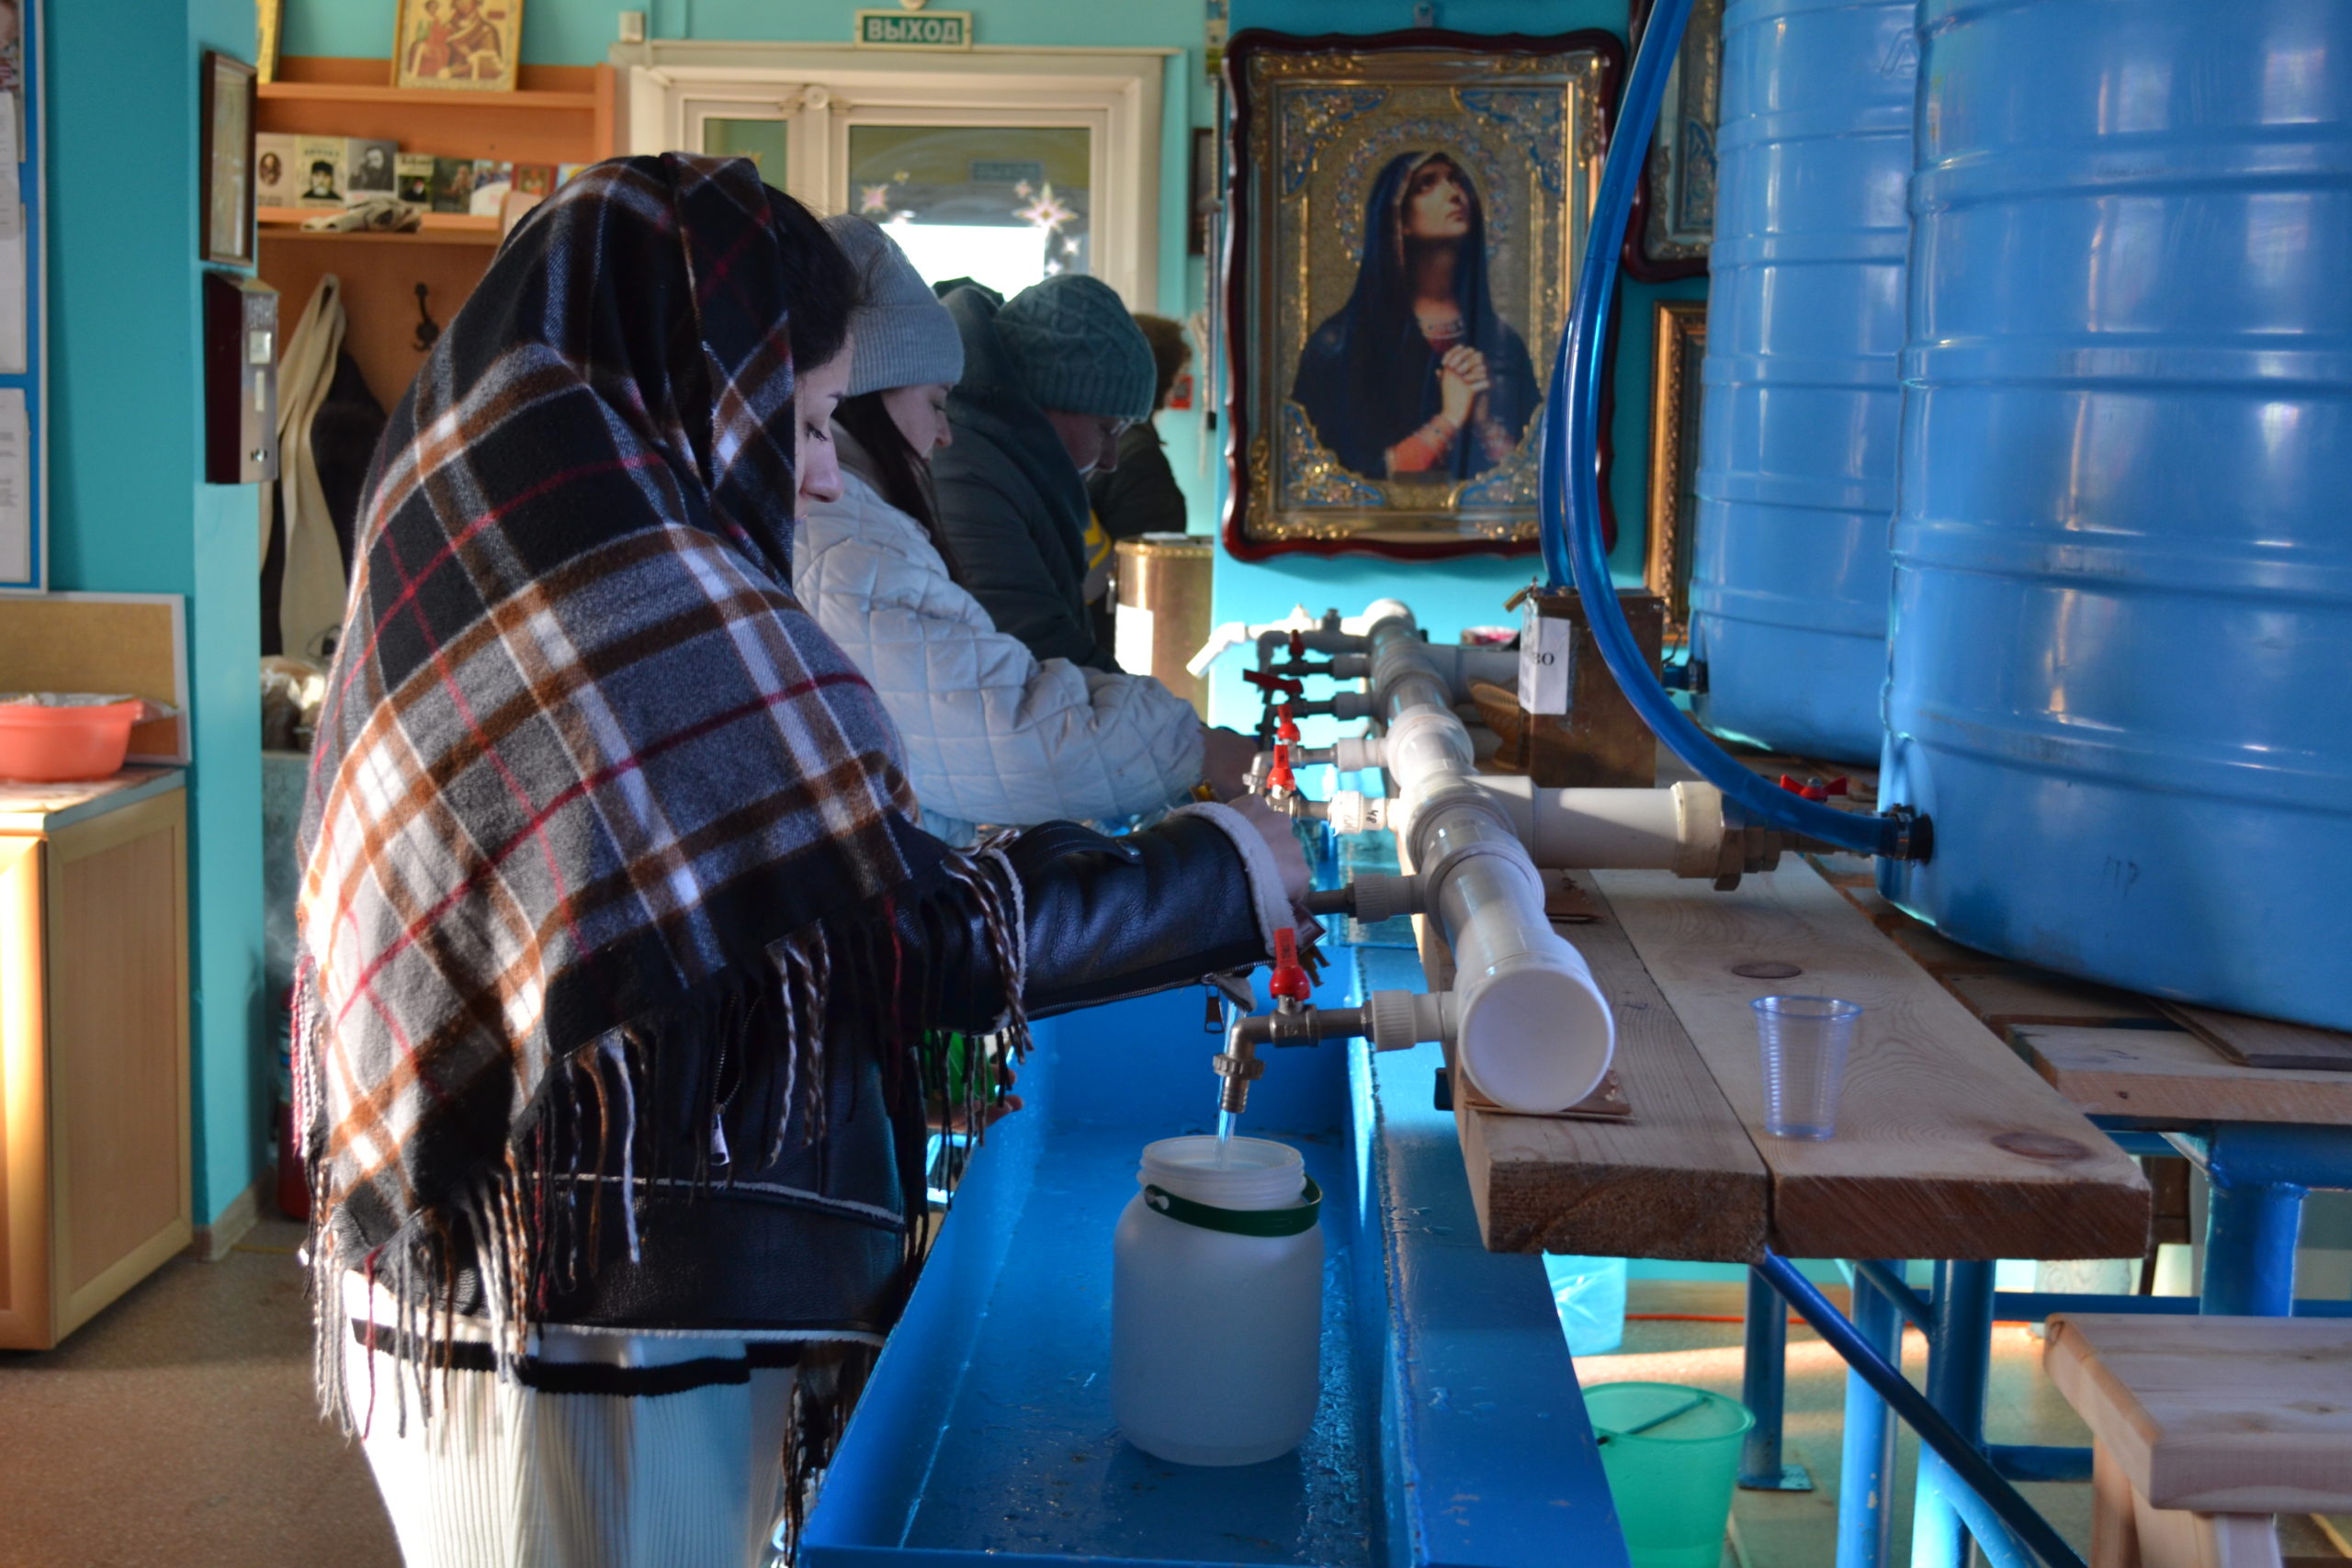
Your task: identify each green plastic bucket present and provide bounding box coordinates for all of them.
[1586,1382,1754,1568]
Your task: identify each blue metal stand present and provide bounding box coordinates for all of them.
[1740,1269,1815,1491]
[2179,1126,2320,1315]
[1910,1261,1996,1568]
[1754,1253,2085,1568]
[1835,1267,1901,1568]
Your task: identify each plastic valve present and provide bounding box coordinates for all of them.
[1777,773,1849,804]
[1269,928,1311,1001]
[1265,743,1297,796]
[1243,669,1305,700]
[1274,705,1302,744]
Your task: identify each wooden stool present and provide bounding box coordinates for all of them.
[2044,1314,2352,1568]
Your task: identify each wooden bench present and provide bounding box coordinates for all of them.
[2045,1313,2352,1568]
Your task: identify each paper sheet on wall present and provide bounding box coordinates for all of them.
[0,94,23,375]
[0,389,28,582]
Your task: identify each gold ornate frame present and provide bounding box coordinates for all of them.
[1221,28,1621,561]
[1645,299,1707,640]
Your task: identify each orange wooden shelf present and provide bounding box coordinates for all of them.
[258,81,598,113]
[259,208,502,245]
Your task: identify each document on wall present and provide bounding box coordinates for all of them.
[0,389,28,583]
[0,94,24,374]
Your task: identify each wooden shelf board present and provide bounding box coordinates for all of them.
[258,81,597,113]
[260,221,502,248]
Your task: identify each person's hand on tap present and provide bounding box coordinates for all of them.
[1199,725,1262,800]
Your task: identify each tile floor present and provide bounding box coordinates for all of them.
[4,1235,2346,1567]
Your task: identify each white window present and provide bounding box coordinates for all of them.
[620,42,1170,309]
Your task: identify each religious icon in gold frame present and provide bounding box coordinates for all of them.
[392,0,523,92]
[1645,299,1707,639]
[1221,28,1620,561]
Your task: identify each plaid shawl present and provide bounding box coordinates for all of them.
[293,155,1021,1426]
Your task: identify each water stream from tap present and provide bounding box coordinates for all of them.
[1215,1108,1238,1166]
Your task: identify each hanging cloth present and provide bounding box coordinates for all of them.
[270,274,352,662]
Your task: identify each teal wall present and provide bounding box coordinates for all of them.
[50,0,267,1226]
[281,1,1701,723]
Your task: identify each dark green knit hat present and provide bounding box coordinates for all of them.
[993,274,1157,421]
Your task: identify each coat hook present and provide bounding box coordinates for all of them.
[1413,2,1435,27]
[413,282,442,352]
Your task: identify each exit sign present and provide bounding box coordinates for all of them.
[854,10,973,49]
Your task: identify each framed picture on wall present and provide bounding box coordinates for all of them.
[1623,0,1719,282]
[392,0,524,92]
[1222,28,1621,561]
[1645,299,1706,638]
[198,51,256,267]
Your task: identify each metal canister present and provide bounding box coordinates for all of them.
[1882,0,2352,1029]
[1113,533,1215,720]
[1690,0,1918,763]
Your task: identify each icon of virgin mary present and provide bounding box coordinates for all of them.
[1291,151,1539,483]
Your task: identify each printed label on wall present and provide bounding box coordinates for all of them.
[1518,598,1571,716]
[854,10,973,50]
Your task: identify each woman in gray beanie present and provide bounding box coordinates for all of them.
[795,218,1259,841]
[928,273,1159,673]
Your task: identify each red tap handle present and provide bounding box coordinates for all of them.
[1269,927,1310,1000]
[1825,774,1850,797]
[1265,742,1297,795]
[1274,705,1301,743]
[1288,629,1305,660]
[1243,669,1305,698]
[1778,773,1834,803]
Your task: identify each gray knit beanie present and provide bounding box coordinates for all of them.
[993,274,1157,421]
[822,215,965,398]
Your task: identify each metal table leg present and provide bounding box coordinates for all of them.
[1755,1253,2083,1568]
[1836,1265,1901,1568]
[1911,1260,1995,1568]
[1741,1267,1815,1491]
[2204,1173,2304,1317]
[2162,1124,2352,1316]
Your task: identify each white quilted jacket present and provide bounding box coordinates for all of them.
[795,466,1205,846]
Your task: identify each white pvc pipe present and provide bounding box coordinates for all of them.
[1471,776,1733,879]
[1361,612,1615,1112]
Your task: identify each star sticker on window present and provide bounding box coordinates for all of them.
[1013,179,1035,199]
[859,184,891,214]
[1015,182,1076,233]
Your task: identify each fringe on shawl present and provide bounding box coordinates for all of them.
[299,846,1031,1454]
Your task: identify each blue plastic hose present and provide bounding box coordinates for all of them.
[1537,0,1924,861]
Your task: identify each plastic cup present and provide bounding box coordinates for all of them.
[1753,995,1862,1139]
[1586,1382,1753,1568]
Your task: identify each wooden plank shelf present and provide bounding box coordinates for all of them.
[1417,835,2150,1263]
[1594,860,2150,1261]
[258,81,599,112]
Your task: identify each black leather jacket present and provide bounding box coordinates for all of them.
[523,810,1275,1335]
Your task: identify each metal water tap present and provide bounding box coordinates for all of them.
[1211,927,1456,1115]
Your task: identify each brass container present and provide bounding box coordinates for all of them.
[1113,533,1216,719]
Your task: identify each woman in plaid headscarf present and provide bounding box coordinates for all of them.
[296,155,1304,1568]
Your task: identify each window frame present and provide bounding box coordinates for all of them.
[619,41,1171,309]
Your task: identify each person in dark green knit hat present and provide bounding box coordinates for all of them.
[932,273,1157,672]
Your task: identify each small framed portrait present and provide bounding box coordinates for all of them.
[199,51,257,266]
[1222,28,1620,560]
[1645,299,1707,638]
[1623,0,1720,282]
[392,0,523,93]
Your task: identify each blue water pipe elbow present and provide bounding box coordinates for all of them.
[1537,0,1926,863]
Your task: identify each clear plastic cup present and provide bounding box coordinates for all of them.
[1752,995,1862,1139]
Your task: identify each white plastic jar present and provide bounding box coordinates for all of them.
[1110,1134,1323,1466]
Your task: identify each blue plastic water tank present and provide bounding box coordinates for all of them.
[1689,0,1917,763]
[1880,0,2352,1030]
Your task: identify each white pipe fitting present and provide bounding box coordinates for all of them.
[1471,777,1748,880]
[1355,614,1616,1112]
[1364,988,1454,1053]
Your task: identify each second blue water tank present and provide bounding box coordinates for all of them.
[1689,0,1917,763]
[1879,0,2352,1030]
